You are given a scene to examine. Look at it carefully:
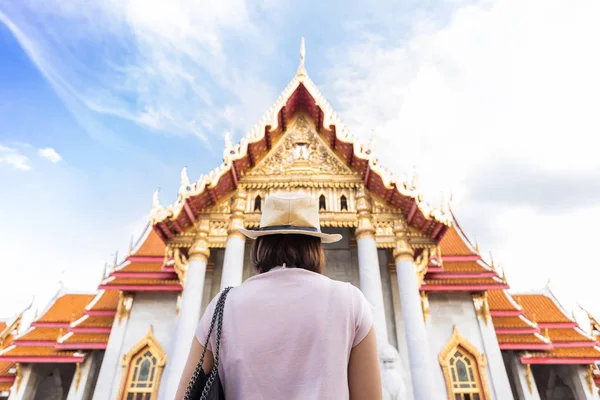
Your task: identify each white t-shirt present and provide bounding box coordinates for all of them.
[195,265,373,400]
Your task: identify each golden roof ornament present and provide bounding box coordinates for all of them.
[152,189,161,212]
[411,166,419,190]
[368,132,376,155]
[181,167,191,188]
[296,37,307,78]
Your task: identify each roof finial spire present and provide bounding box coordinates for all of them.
[296,37,307,78]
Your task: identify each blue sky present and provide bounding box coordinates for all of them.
[1,0,600,321]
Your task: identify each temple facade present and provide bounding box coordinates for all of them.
[1,41,600,400]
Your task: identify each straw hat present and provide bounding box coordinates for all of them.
[239,192,342,243]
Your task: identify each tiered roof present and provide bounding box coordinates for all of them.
[513,289,600,364]
[422,217,507,292]
[0,314,23,393]
[0,292,94,363]
[99,225,181,291]
[149,40,451,244]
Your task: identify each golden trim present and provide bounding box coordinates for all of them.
[439,325,492,400]
[525,364,533,394]
[117,325,167,400]
[116,293,134,324]
[188,219,210,263]
[587,364,595,394]
[420,291,430,324]
[75,362,82,392]
[15,363,22,392]
[473,293,491,326]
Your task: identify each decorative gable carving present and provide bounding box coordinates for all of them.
[248,116,355,176]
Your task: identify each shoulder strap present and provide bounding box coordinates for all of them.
[198,286,233,400]
[184,287,234,400]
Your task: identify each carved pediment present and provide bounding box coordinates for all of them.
[248,115,355,176]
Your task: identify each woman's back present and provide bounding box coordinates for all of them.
[196,266,373,400]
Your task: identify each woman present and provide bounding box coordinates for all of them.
[175,192,382,399]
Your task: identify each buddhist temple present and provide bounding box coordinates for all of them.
[1,39,599,400]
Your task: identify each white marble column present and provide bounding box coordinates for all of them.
[220,190,246,290]
[93,294,133,400]
[507,353,541,400]
[566,365,600,400]
[161,221,210,400]
[9,364,38,400]
[393,229,436,400]
[66,352,101,400]
[356,236,389,346]
[473,294,514,399]
[355,188,405,400]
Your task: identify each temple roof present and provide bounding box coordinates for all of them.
[35,293,96,324]
[85,290,119,313]
[513,289,575,325]
[150,39,451,242]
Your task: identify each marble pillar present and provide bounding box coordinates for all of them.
[161,222,210,400]
[66,352,102,400]
[507,353,541,400]
[92,293,133,400]
[9,364,38,400]
[394,231,436,400]
[355,188,405,400]
[220,190,246,290]
[356,235,389,346]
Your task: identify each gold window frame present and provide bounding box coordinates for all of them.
[117,326,167,400]
[439,325,491,400]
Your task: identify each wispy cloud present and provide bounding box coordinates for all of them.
[0,145,31,171]
[323,0,600,311]
[38,147,62,163]
[0,0,284,142]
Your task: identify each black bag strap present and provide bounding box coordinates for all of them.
[184,286,233,400]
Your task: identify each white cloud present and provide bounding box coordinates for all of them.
[0,145,32,171]
[0,0,282,141]
[324,0,600,312]
[38,147,62,163]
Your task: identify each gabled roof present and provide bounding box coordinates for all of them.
[512,286,576,326]
[150,39,451,242]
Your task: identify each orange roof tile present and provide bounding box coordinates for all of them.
[514,294,572,324]
[62,333,110,344]
[547,328,594,342]
[133,229,165,257]
[102,278,180,286]
[439,225,476,256]
[441,261,489,273]
[488,290,520,311]
[424,278,501,285]
[492,316,534,329]
[38,294,96,323]
[73,316,114,328]
[528,347,600,358]
[0,361,14,376]
[17,328,62,342]
[119,261,164,273]
[87,290,119,312]
[0,346,76,357]
[497,334,547,344]
[0,381,13,391]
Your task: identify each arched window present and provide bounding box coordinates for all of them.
[439,326,490,400]
[340,195,348,211]
[254,195,262,212]
[125,350,158,399]
[118,327,166,400]
[319,195,326,210]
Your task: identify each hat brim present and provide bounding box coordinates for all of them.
[238,228,342,244]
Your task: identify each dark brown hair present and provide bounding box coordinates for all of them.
[250,234,325,274]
